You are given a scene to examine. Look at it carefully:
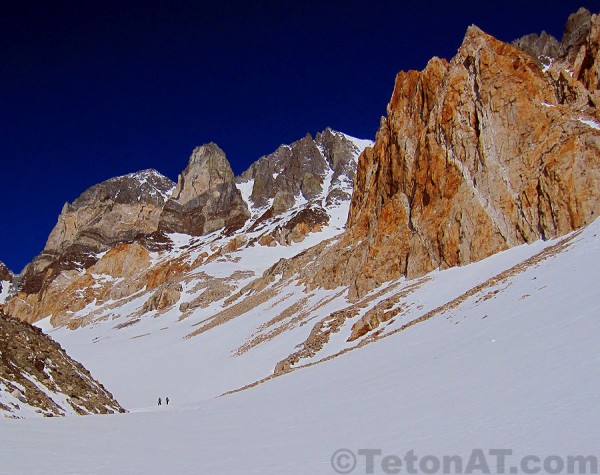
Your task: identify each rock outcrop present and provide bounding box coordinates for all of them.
[300,15,599,298]
[0,312,123,418]
[0,261,11,283]
[513,7,600,105]
[238,128,365,214]
[7,242,154,325]
[512,31,564,66]
[20,169,175,295]
[159,143,250,236]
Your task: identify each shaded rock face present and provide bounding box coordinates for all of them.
[561,8,599,99]
[47,169,175,254]
[0,262,11,283]
[238,128,363,213]
[513,8,600,103]
[159,143,250,236]
[0,312,123,418]
[563,7,593,52]
[239,133,327,210]
[512,31,564,66]
[303,20,599,298]
[20,169,175,295]
[235,128,367,249]
[8,242,153,325]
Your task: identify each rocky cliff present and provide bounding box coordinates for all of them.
[290,10,600,298]
[20,169,175,296]
[513,7,599,105]
[159,143,250,236]
[0,312,123,418]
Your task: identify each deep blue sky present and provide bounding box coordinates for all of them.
[1,0,596,272]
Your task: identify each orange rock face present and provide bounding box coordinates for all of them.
[306,24,599,298]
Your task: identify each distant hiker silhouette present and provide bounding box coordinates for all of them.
[158,397,162,406]
[166,397,169,405]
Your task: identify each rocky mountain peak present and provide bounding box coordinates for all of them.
[315,127,360,171]
[189,142,225,162]
[158,143,250,236]
[238,132,326,211]
[68,168,174,211]
[512,7,599,105]
[170,143,235,204]
[511,31,563,66]
[563,7,593,50]
[238,128,371,214]
[45,169,175,253]
[19,169,175,297]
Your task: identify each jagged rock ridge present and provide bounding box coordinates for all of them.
[5,129,371,324]
[0,262,11,283]
[237,128,369,247]
[0,312,123,418]
[238,128,365,214]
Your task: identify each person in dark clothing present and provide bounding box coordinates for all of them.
[157,397,162,406]
[166,397,169,405]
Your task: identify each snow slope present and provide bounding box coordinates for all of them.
[32,208,355,408]
[2,219,598,473]
[0,280,11,305]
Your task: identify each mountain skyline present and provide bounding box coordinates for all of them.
[0,6,598,472]
[2,0,597,272]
